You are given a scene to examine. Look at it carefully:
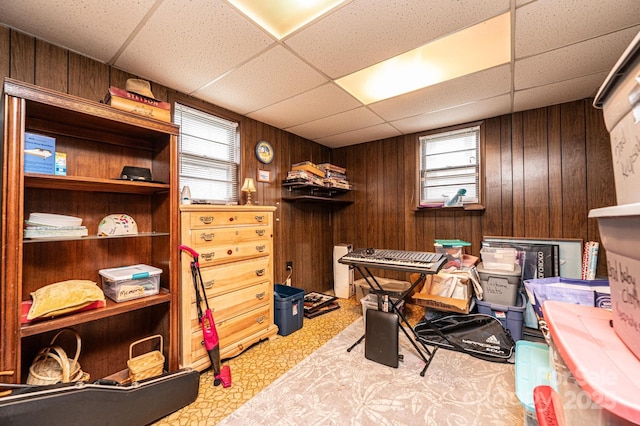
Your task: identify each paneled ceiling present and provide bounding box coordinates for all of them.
[1,0,638,148]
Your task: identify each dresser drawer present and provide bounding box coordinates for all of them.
[186,211,271,228]
[188,281,271,329]
[188,257,270,301]
[196,241,271,267]
[189,305,270,360]
[188,225,270,249]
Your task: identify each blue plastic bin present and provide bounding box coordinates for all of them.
[476,291,527,341]
[274,284,305,336]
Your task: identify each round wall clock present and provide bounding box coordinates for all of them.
[255,140,274,164]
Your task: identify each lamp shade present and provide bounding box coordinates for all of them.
[241,178,257,193]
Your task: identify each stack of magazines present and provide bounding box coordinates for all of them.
[24,213,87,238]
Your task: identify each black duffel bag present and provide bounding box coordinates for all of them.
[414,313,515,363]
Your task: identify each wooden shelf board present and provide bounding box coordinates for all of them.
[24,232,170,243]
[20,289,172,337]
[25,174,170,194]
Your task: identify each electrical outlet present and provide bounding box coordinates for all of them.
[286,261,293,269]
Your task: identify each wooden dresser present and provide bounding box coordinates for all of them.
[179,205,278,371]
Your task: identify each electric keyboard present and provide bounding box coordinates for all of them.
[339,248,445,274]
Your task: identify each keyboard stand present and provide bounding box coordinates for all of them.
[347,265,438,376]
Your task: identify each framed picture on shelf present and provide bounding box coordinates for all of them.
[257,169,270,182]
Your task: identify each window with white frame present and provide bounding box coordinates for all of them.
[174,103,240,204]
[419,126,480,206]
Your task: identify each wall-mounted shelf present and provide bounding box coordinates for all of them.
[282,180,352,204]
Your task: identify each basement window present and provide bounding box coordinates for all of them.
[419,126,481,208]
[174,103,240,204]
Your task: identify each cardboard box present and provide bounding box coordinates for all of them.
[24,132,55,175]
[410,272,472,314]
[589,203,640,360]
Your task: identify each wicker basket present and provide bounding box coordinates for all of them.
[128,334,164,382]
[26,328,88,385]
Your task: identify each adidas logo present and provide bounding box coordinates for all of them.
[486,335,500,345]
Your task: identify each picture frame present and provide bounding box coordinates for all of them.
[257,169,270,182]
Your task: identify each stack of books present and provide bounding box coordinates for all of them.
[24,213,88,239]
[284,161,352,190]
[318,163,351,190]
[103,86,171,122]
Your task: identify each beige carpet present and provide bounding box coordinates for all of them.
[218,314,522,425]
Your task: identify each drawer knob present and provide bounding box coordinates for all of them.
[256,315,266,324]
[200,232,215,241]
[255,229,265,236]
[256,245,266,252]
[201,252,215,261]
[256,291,266,300]
[255,215,265,222]
[199,216,214,224]
[204,280,215,289]
[255,268,266,276]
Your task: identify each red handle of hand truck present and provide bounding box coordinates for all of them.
[179,244,199,259]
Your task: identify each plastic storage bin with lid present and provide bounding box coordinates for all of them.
[480,247,518,272]
[593,30,640,205]
[274,284,305,336]
[477,262,521,306]
[476,291,527,341]
[515,340,554,426]
[589,202,640,360]
[99,264,161,302]
[543,301,640,425]
[360,292,404,328]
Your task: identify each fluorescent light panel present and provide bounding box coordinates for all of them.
[229,0,347,39]
[336,13,511,104]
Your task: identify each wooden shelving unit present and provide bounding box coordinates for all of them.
[1,78,180,383]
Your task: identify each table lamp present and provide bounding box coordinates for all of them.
[241,177,256,205]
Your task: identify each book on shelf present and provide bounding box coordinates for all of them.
[291,161,325,178]
[317,163,347,175]
[24,225,88,238]
[103,86,171,122]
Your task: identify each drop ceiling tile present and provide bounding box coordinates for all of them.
[286,107,383,140]
[0,0,156,62]
[315,123,402,148]
[369,65,511,121]
[391,95,512,134]
[194,45,328,115]
[515,0,640,58]
[247,83,361,129]
[115,0,273,94]
[513,72,609,112]
[286,0,509,78]
[516,26,639,90]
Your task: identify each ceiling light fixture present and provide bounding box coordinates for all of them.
[228,0,347,40]
[336,12,511,105]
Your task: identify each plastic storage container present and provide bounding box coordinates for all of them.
[543,301,640,425]
[274,284,305,336]
[354,277,411,301]
[360,293,404,328]
[589,203,640,360]
[477,262,521,305]
[593,31,640,205]
[99,264,161,302]
[476,291,526,341]
[480,247,517,271]
[515,341,553,426]
[434,239,471,269]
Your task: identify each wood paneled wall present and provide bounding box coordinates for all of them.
[1,26,615,293]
